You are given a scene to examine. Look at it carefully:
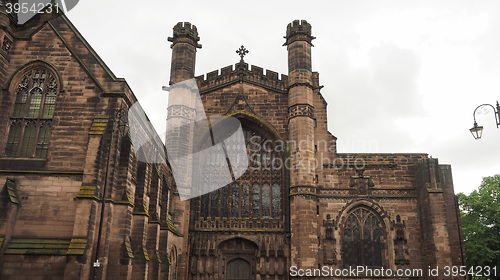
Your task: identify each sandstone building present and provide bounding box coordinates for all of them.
[0,4,465,280]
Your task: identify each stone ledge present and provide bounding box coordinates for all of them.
[166,219,180,236]
[0,169,83,175]
[3,177,18,204]
[4,237,87,255]
[0,157,47,170]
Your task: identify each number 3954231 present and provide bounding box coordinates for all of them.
[5,2,60,14]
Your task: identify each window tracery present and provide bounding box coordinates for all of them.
[342,207,383,267]
[6,66,58,158]
[193,124,284,226]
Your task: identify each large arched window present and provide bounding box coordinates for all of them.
[5,65,58,158]
[193,121,284,226]
[342,207,383,267]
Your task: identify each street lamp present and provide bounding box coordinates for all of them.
[469,101,500,139]
[469,122,483,140]
[92,108,128,280]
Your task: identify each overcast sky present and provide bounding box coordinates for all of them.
[66,0,500,195]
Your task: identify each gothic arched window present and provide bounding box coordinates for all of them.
[193,122,284,226]
[342,207,383,267]
[5,66,58,158]
[169,247,178,280]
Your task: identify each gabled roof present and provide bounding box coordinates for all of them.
[10,9,137,106]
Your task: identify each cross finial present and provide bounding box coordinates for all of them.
[236,45,249,62]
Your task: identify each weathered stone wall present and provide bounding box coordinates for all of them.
[314,154,428,274]
[0,12,185,280]
[196,64,289,140]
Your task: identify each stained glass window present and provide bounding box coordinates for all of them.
[13,84,28,117]
[262,183,270,218]
[210,189,219,217]
[231,183,240,218]
[201,194,209,218]
[342,207,383,267]
[20,122,36,157]
[220,186,229,217]
[42,79,57,118]
[193,123,285,225]
[5,121,21,156]
[252,183,260,217]
[271,183,280,218]
[36,122,51,158]
[5,66,58,157]
[241,183,250,218]
[28,87,42,118]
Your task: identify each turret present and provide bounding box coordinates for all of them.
[0,0,18,27]
[284,20,315,82]
[285,19,316,189]
[167,22,201,84]
[285,20,318,268]
[0,0,17,87]
[165,22,202,280]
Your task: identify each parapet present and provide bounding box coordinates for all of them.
[284,20,315,46]
[195,63,288,94]
[167,22,202,48]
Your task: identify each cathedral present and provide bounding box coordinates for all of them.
[0,4,465,280]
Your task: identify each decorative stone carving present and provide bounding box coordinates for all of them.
[349,169,375,195]
[323,214,337,264]
[393,215,410,265]
[225,93,258,116]
[288,104,313,119]
[166,105,196,120]
[2,37,12,53]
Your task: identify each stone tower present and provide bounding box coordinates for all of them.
[284,20,319,269]
[166,22,202,280]
[0,1,16,88]
[168,22,201,84]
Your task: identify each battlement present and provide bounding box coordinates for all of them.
[195,63,288,94]
[286,20,312,36]
[284,19,315,45]
[168,22,201,48]
[0,0,19,24]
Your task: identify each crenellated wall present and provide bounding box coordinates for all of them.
[195,63,288,95]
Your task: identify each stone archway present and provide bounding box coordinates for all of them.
[219,238,257,280]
